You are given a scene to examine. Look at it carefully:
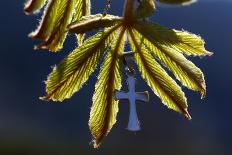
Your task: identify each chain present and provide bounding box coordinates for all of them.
[103,0,111,16]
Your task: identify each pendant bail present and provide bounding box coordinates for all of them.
[122,51,135,75]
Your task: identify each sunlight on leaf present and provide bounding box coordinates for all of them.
[89,28,126,148]
[24,0,47,15]
[41,25,121,101]
[73,0,91,45]
[157,0,197,5]
[69,14,122,34]
[26,0,91,52]
[24,0,213,148]
[128,28,191,119]
[132,28,206,97]
[35,0,77,51]
[134,21,213,56]
[135,0,156,18]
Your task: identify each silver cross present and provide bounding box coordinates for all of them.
[115,53,149,131]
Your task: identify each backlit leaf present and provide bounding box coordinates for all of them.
[132,28,206,97]
[24,0,47,15]
[69,14,122,34]
[134,21,213,56]
[29,0,91,52]
[128,28,191,119]
[157,0,197,5]
[35,0,77,51]
[29,0,59,40]
[41,25,121,101]
[73,0,91,22]
[24,0,213,149]
[89,28,126,148]
[134,0,156,18]
[73,0,91,45]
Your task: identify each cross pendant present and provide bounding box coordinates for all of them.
[115,67,149,131]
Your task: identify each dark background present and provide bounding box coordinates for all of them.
[0,0,231,155]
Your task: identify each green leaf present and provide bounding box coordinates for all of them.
[69,14,122,34]
[73,0,91,45]
[89,28,126,148]
[132,28,206,97]
[40,25,121,101]
[24,0,47,15]
[29,0,59,40]
[134,0,156,18]
[157,0,197,5]
[134,21,213,56]
[73,0,91,22]
[29,0,91,52]
[35,0,78,51]
[128,28,191,119]
[24,0,212,149]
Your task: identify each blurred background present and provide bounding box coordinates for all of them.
[0,0,232,155]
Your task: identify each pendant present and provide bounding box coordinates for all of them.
[115,52,149,131]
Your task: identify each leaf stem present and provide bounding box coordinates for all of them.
[123,0,135,25]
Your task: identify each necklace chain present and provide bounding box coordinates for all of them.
[103,0,111,15]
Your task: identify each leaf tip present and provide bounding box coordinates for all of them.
[92,139,101,149]
[34,44,48,51]
[183,109,192,120]
[40,92,66,102]
[23,1,32,15]
[34,44,46,50]
[34,43,59,52]
[39,96,50,101]
[205,50,214,56]
[200,83,207,99]
[23,9,31,16]
[201,92,206,99]
[28,31,41,40]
